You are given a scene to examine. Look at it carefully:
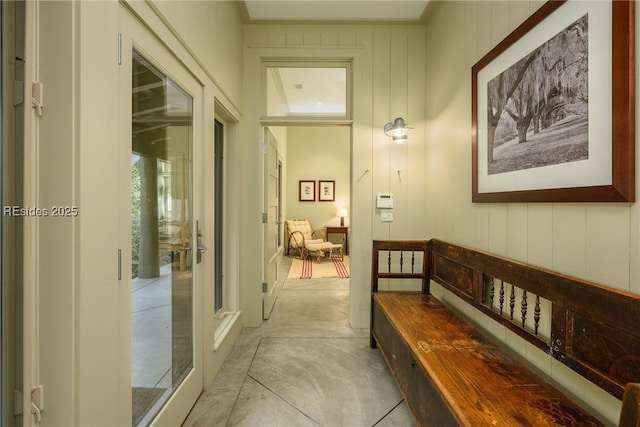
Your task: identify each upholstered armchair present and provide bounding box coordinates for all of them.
[285,219,325,258]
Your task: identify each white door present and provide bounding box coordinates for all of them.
[120,7,203,426]
[263,128,282,319]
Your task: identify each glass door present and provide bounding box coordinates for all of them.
[130,51,194,426]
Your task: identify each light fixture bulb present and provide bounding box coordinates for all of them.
[384,117,412,143]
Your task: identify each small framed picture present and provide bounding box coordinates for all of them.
[318,180,335,202]
[299,180,316,202]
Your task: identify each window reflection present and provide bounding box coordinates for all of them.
[131,51,193,427]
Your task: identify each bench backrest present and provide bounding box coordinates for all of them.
[371,240,430,293]
[372,239,640,401]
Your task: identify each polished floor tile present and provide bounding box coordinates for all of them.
[247,337,404,426]
[183,256,415,427]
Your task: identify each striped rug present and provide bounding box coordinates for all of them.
[288,256,350,279]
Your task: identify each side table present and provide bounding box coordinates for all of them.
[325,226,349,255]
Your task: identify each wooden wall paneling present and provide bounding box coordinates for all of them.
[352,32,376,324]
[424,4,455,242]
[585,205,631,291]
[389,33,409,240]
[490,1,510,47]
[338,32,357,46]
[507,204,528,262]
[529,0,548,15]
[407,29,426,240]
[321,31,339,46]
[303,32,321,46]
[527,204,553,269]
[508,0,532,30]
[372,31,392,243]
[449,0,476,247]
[389,33,408,116]
[472,1,492,252]
[552,204,587,279]
[488,204,508,256]
[475,1,493,64]
[286,33,303,46]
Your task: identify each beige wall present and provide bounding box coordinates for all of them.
[423,1,639,423]
[242,24,426,328]
[152,1,244,112]
[286,126,351,231]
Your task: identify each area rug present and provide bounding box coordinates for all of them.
[287,256,350,279]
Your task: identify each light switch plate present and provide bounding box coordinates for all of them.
[381,211,393,222]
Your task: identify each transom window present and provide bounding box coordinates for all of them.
[264,63,351,120]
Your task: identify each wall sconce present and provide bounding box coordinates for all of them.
[384,117,412,144]
[337,207,348,226]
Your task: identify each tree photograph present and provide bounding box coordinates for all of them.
[487,14,589,175]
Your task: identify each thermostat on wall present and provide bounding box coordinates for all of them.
[376,193,394,209]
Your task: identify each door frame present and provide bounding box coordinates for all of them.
[119,6,204,425]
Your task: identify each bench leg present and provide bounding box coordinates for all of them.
[620,383,640,427]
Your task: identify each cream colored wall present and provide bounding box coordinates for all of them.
[32,1,244,425]
[152,1,244,112]
[423,1,639,424]
[286,127,350,231]
[242,24,426,328]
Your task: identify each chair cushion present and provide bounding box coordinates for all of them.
[306,242,340,251]
[287,220,313,235]
[302,239,325,247]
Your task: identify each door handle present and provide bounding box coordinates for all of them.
[196,220,205,263]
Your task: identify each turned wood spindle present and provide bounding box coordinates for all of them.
[521,290,528,329]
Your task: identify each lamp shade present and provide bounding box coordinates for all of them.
[384,117,412,144]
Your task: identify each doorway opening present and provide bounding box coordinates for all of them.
[268,124,351,296]
[262,61,352,321]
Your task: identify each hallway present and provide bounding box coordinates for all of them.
[183,256,415,426]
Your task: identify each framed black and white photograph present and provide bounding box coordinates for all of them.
[318,180,335,201]
[299,180,316,202]
[472,0,634,203]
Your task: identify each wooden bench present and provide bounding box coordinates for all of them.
[370,239,640,426]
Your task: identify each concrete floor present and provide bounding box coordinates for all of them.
[183,255,416,427]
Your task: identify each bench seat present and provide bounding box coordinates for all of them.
[372,291,603,426]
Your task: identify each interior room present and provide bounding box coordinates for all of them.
[2,0,640,426]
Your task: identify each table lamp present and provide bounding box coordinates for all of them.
[337,207,348,226]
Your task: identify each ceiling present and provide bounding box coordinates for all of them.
[242,1,430,22]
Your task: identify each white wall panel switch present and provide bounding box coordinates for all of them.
[381,211,393,222]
